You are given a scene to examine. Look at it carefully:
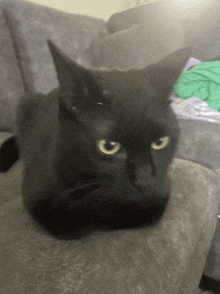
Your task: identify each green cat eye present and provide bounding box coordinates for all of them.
[97,140,121,155]
[151,136,170,150]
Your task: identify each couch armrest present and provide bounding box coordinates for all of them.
[0,5,25,132]
[177,120,220,171]
[3,0,107,94]
[1,157,218,294]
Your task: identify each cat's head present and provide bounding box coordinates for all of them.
[48,40,190,232]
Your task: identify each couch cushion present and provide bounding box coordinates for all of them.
[80,0,187,71]
[4,0,107,94]
[0,4,25,132]
[107,1,185,34]
[0,157,218,294]
[107,0,220,62]
[176,120,220,171]
[80,21,185,70]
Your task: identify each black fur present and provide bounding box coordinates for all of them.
[15,41,191,239]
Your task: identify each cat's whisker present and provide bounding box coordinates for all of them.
[62,182,102,201]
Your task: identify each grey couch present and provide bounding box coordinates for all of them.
[1,0,220,293]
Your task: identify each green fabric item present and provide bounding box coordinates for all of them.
[173,61,220,111]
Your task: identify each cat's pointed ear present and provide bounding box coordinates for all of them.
[149,47,192,98]
[48,39,82,88]
[47,39,100,110]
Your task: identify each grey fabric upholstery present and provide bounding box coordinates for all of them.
[4,0,107,95]
[107,0,220,61]
[0,4,24,132]
[1,1,220,293]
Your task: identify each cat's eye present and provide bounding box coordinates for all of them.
[97,140,121,155]
[151,136,170,150]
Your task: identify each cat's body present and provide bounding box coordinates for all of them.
[15,41,191,239]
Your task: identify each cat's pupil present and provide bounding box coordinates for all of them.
[155,138,164,146]
[104,141,116,151]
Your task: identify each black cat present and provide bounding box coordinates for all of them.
[12,41,190,239]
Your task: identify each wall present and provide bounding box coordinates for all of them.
[23,0,156,20]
